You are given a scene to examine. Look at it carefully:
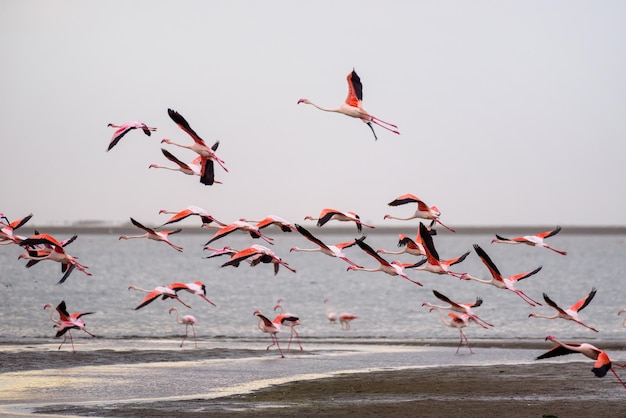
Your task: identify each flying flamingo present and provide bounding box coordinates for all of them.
[376,221,436,257]
[253,309,284,358]
[323,298,338,323]
[461,244,543,307]
[168,307,197,348]
[44,301,95,352]
[169,281,217,306]
[536,335,626,389]
[128,284,191,310]
[529,288,598,332]
[161,108,227,186]
[0,212,33,244]
[202,246,238,259]
[158,206,226,228]
[431,308,474,354]
[491,226,567,255]
[221,245,296,275]
[204,221,274,246]
[119,218,184,252]
[347,238,423,286]
[239,215,296,232]
[19,232,77,269]
[409,223,469,278]
[422,289,493,329]
[149,148,222,185]
[339,312,358,330]
[303,208,375,233]
[619,308,626,327]
[297,69,400,140]
[289,224,362,266]
[18,233,92,284]
[384,194,455,232]
[107,120,156,152]
[273,301,303,351]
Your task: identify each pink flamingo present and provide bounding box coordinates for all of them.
[0,212,33,244]
[619,308,626,327]
[461,244,543,307]
[409,223,469,278]
[19,233,92,284]
[149,148,223,185]
[347,238,423,286]
[537,335,626,389]
[128,284,191,310]
[107,121,156,151]
[273,300,302,351]
[169,307,197,348]
[491,226,567,255]
[43,301,96,352]
[529,288,598,331]
[161,108,227,186]
[384,194,455,232]
[304,208,375,233]
[204,221,274,246]
[290,224,362,266]
[253,309,284,358]
[119,218,183,252]
[431,308,474,354]
[339,312,358,330]
[169,281,216,306]
[221,244,296,275]
[422,289,493,329]
[298,69,400,140]
[376,221,436,257]
[158,206,225,228]
[323,298,338,323]
[239,215,296,232]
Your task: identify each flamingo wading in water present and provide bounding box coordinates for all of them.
[253,309,284,358]
[297,69,400,141]
[43,301,96,352]
[169,307,198,348]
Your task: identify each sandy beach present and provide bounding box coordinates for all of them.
[3,340,626,417]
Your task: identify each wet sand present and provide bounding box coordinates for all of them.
[0,349,618,417]
[28,363,625,417]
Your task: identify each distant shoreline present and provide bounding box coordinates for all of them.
[16,224,626,235]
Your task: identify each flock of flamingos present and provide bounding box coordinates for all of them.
[2,69,626,389]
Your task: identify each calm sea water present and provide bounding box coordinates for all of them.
[1,227,625,343]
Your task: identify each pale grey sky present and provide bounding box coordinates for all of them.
[2,1,625,227]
